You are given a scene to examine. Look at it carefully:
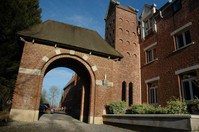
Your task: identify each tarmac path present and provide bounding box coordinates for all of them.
[0,113,133,132]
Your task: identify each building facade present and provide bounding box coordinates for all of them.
[10,0,199,124]
[139,0,199,105]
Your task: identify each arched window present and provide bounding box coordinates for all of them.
[129,82,133,106]
[122,81,126,101]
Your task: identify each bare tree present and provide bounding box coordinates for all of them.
[48,86,59,108]
[40,89,49,104]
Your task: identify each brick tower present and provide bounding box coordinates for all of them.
[105,0,141,105]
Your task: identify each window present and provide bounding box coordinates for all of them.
[180,71,199,100]
[122,81,126,101]
[148,82,158,104]
[146,48,156,63]
[144,17,153,36]
[172,0,182,14]
[175,30,192,49]
[129,82,133,106]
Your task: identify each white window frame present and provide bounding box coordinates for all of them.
[181,77,197,100]
[146,48,156,63]
[148,82,158,105]
[145,76,160,105]
[170,22,193,50]
[144,42,157,64]
[175,30,192,49]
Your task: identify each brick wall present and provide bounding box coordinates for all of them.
[140,0,199,105]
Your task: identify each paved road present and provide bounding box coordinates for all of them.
[0,113,133,132]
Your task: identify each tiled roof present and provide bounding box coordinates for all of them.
[17,20,123,59]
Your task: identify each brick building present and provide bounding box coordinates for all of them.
[139,0,199,105]
[10,0,199,124]
[60,74,90,122]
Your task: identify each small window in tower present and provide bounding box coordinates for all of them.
[126,41,130,45]
[119,28,123,33]
[119,39,123,44]
[119,18,123,22]
[132,32,136,37]
[126,30,129,34]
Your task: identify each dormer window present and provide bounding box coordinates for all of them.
[144,17,153,36]
[140,4,157,40]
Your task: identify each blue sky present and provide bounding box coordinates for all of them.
[39,0,168,106]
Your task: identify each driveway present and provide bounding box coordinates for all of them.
[0,113,133,132]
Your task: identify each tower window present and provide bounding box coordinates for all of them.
[129,82,133,106]
[122,81,126,101]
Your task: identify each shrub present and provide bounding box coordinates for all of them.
[154,106,168,114]
[131,103,156,114]
[166,98,188,114]
[108,101,127,114]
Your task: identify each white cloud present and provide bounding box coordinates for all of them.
[64,15,95,28]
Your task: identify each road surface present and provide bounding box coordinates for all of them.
[0,113,133,132]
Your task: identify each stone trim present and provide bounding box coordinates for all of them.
[92,65,98,72]
[42,56,49,62]
[10,109,39,122]
[145,76,160,83]
[94,116,103,124]
[69,50,75,55]
[19,68,41,75]
[175,64,199,75]
[144,42,157,51]
[55,49,61,54]
[82,55,89,61]
[96,80,113,87]
[170,22,192,36]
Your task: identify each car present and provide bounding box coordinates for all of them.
[39,104,54,114]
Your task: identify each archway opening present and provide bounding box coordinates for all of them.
[41,57,92,123]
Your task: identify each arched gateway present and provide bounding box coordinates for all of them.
[10,1,142,124]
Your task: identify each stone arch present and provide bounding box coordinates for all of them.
[37,48,99,75]
[37,54,97,124]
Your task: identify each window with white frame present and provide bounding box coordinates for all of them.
[148,81,158,104]
[146,48,156,63]
[175,30,192,49]
[144,17,153,36]
[180,71,199,100]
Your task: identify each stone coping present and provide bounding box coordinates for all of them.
[103,114,199,131]
[104,114,199,118]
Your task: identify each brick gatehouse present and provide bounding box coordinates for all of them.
[10,0,199,124]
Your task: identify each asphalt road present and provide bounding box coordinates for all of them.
[0,113,133,132]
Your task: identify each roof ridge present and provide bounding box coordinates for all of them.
[44,19,98,34]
